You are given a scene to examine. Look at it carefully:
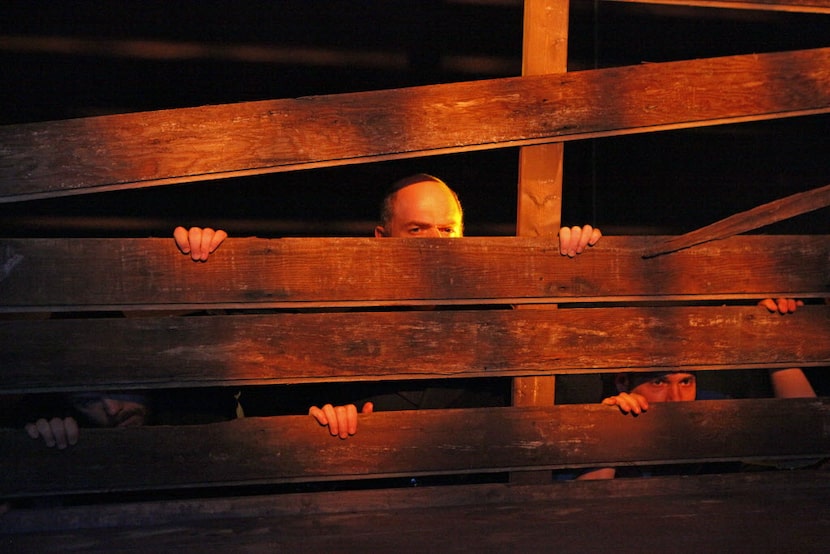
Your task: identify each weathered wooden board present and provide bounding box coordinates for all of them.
[1,305,826,392]
[2,471,828,553]
[2,48,829,202]
[1,398,827,498]
[2,236,828,312]
[2,470,824,532]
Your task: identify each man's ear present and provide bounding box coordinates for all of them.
[614,374,630,393]
[374,226,387,238]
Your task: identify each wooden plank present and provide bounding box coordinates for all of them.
[644,183,830,258]
[2,305,827,392]
[2,47,829,202]
[605,0,830,15]
[1,398,827,498]
[2,236,828,312]
[2,472,829,552]
[2,471,825,534]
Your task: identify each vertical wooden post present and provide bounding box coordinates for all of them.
[517,0,568,233]
[511,0,569,484]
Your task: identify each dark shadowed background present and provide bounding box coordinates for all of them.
[1,0,827,238]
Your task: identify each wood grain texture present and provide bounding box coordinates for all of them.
[2,48,829,202]
[2,305,826,392]
[513,0,570,426]
[2,472,829,552]
[2,470,823,531]
[2,236,828,312]
[1,398,827,498]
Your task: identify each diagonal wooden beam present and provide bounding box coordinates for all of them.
[2,47,829,203]
[643,183,830,258]
[604,0,830,15]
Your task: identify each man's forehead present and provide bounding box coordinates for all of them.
[396,181,454,201]
[398,216,461,227]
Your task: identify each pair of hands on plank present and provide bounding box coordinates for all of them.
[172,225,601,261]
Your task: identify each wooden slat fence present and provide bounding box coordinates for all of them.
[1,1,828,550]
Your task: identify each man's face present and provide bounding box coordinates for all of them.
[627,372,697,403]
[375,180,463,238]
[69,392,149,428]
